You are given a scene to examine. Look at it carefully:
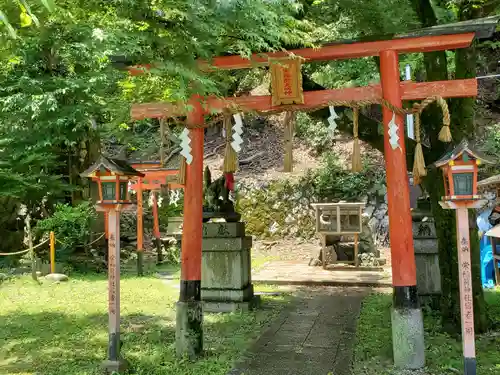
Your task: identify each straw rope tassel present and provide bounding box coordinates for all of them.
[178,157,187,185]
[436,96,452,142]
[351,107,362,172]
[223,113,238,173]
[283,111,295,172]
[159,118,167,166]
[412,112,427,185]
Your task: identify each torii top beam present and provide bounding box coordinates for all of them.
[125,16,499,74]
[128,33,473,75]
[127,16,499,119]
[131,79,477,120]
[201,33,474,71]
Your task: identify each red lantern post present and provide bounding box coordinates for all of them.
[435,140,493,375]
[81,156,144,374]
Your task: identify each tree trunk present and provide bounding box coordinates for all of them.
[450,2,489,334]
[412,0,489,334]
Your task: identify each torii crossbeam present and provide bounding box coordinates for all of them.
[128,17,497,370]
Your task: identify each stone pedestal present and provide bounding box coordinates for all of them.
[201,222,256,312]
[166,216,183,253]
[412,198,441,307]
[102,359,129,374]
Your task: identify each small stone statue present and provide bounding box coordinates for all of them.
[203,166,240,222]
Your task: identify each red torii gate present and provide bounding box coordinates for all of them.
[101,161,182,275]
[128,23,488,369]
[129,162,182,274]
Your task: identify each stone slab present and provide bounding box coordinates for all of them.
[44,273,69,282]
[416,253,441,295]
[414,238,439,254]
[227,290,366,375]
[38,263,65,276]
[202,236,252,252]
[202,248,251,289]
[202,222,246,238]
[203,295,261,313]
[201,283,254,302]
[253,260,392,287]
[101,358,129,374]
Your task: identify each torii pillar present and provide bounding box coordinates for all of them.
[175,95,204,358]
[380,50,424,368]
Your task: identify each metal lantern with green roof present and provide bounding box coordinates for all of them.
[434,139,496,375]
[434,139,493,204]
[81,156,145,204]
[80,155,145,373]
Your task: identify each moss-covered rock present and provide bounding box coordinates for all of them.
[237,179,317,240]
[235,154,390,258]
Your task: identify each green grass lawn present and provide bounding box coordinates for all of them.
[353,289,500,374]
[0,267,290,375]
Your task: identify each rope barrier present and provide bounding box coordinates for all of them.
[351,106,362,173]
[0,239,49,256]
[56,232,105,248]
[55,238,69,246]
[86,233,106,247]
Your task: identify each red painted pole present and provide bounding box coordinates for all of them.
[152,191,163,263]
[180,96,204,283]
[379,49,424,369]
[176,94,204,358]
[136,179,144,275]
[380,50,416,287]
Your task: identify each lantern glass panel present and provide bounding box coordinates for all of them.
[452,172,473,196]
[102,181,116,201]
[119,182,128,200]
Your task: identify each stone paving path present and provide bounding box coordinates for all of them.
[229,287,369,375]
[253,260,392,287]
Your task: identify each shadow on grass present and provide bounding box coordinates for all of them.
[60,263,181,283]
[0,311,174,375]
[352,290,500,375]
[1,296,291,375]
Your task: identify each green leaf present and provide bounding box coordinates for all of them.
[20,0,41,27]
[20,11,33,28]
[40,0,56,12]
[0,10,17,39]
